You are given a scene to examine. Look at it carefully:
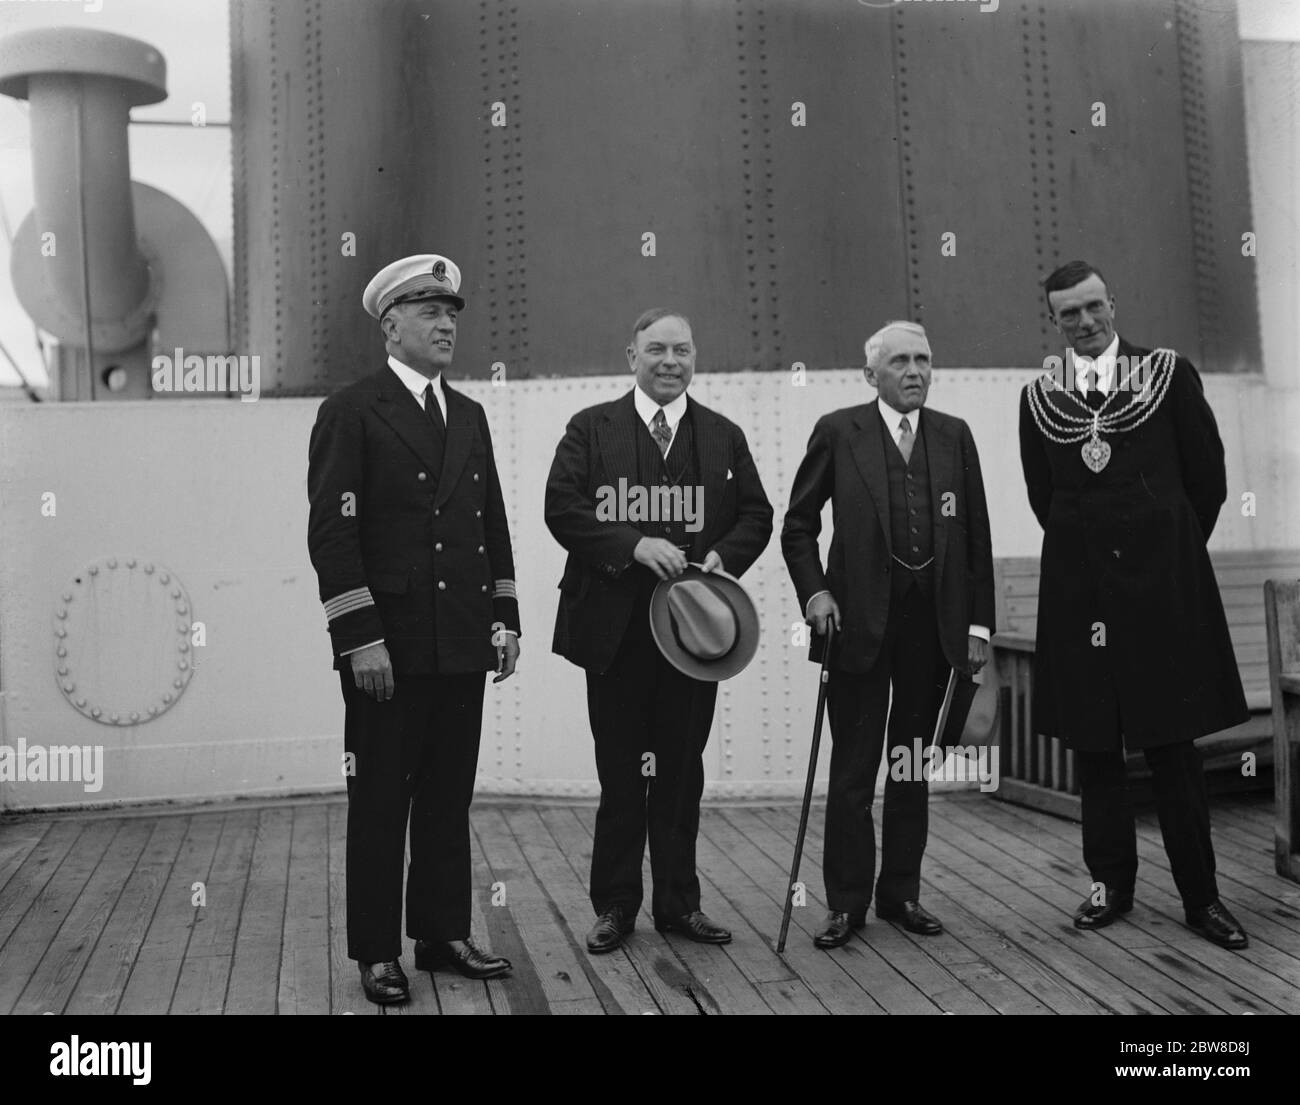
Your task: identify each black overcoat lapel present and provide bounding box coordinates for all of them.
[921,409,954,585]
[370,365,441,474]
[436,381,476,508]
[848,401,893,559]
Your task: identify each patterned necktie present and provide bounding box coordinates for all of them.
[897,416,914,464]
[651,408,672,457]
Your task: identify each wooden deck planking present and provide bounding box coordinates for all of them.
[723,808,980,1011]
[701,809,921,1014]
[471,807,586,1012]
[543,806,700,1015]
[505,804,652,1014]
[979,795,1300,955]
[565,805,777,1016]
[0,821,83,953]
[643,824,832,1016]
[277,804,332,1015]
[171,808,258,1015]
[941,800,1253,1011]
[754,805,1083,1015]
[116,813,225,1014]
[947,799,1294,1014]
[10,818,153,1015]
[690,808,885,1014]
[713,807,948,1015]
[64,816,190,1014]
[0,820,122,1015]
[527,804,669,1015]
[753,805,1070,1015]
[0,819,52,899]
[927,801,1239,1014]
[223,807,292,1015]
[0,793,1294,1015]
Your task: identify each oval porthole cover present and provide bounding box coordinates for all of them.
[54,558,195,725]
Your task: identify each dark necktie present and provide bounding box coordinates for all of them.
[651,408,672,457]
[423,382,446,456]
[1081,368,1105,409]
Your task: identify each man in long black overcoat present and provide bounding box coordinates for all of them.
[1018,260,1249,949]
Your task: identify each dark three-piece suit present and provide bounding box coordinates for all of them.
[544,389,773,919]
[782,401,996,914]
[307,365,520,962]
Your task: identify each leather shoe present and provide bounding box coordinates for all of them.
[876,899,943,935]
[813,910,866,949]
[586,905,635,954]
[1073,887,1134,930]
[358,960,409,1005]
[654,910,732,944]
[414,938,512,979]
[1185,900,1249,950]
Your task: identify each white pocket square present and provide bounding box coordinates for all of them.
[726,468,734,480]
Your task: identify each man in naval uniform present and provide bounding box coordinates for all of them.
[544,308,773,955]
[1019,259,1249,949]
[307,253,521,1004]
[783,321,995,949]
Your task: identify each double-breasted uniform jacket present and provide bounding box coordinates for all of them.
[1017,338,1248,750]
[782,401,996,674]
[544,389,773,674]
[307,365,520,673]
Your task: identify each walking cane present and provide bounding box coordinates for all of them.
[776,622,835,954]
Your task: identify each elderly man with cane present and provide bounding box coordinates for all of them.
[782,320,996,949]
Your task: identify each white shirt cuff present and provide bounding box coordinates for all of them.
[805,590,830,620]
[340,638,385,657]
[968,625,990,641]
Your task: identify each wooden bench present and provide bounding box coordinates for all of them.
[988,550,1300,821]
[1265,579,1300,882]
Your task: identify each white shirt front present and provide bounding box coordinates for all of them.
[342,357,447,658]
[877,395,920,446]
[388,354,447,423]
[799,396,991,644]
[1070,333,1120,396]
[633,384,688,457]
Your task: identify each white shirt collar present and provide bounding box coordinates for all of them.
[387,355,443,409]
[1069,333,1120,395]
[633,385,688,433]
[877,395,920,439]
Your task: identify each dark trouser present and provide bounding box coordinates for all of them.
[1075,737,1218,909]
[340,670,486,963]
[585,608,718,920]
[823,583,949,914]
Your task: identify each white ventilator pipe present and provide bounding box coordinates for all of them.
[0,28,166,354]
